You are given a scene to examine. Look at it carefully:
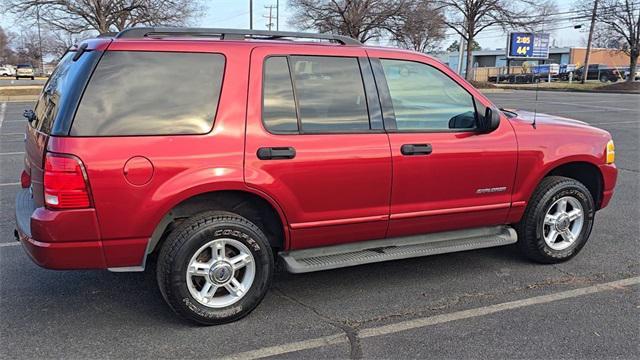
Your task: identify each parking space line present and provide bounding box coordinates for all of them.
[0,102,5,129]
[0,152,24,156]
[221,276,640,360]
[0,182,20,187]
[0,242,20,248]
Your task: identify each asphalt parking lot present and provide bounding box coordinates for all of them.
[1,91,638,359]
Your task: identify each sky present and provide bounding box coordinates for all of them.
[1,0,589,51]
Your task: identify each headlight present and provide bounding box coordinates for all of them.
[606,140,615,164]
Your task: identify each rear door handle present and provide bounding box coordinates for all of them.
[401,144,432,156]
[257,147,296,160]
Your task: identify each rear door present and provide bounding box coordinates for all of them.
[245,45,392,249]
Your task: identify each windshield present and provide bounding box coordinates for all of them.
[17,64,32,68]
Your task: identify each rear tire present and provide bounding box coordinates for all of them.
[516,176,595,263]
[156,211,274,325]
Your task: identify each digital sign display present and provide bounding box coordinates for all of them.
[507,32,550,59]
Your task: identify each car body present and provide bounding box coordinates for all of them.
[574,64,624,82]
[15,64,35,80]
[14,28,617,324]
[624,69,640,81]
[0,66,14,76]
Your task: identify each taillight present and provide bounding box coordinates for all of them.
[44,152,92,209]
[20,170,31,188]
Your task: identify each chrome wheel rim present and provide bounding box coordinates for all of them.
[542,196,584,251]
[186,238,255,308]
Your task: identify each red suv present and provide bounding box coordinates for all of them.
[14,28,617,325]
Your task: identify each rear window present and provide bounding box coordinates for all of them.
[32,51,98,134]
[71,51,225,136]
[18,64,32,68]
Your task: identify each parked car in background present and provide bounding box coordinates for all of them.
[15,64,35,80]
[624,69,640,81]
[15,28,617,325]
[574,64,624,82]
[0,66,14,76]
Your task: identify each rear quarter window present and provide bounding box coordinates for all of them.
[71,51,225,136]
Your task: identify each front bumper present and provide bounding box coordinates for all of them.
[14,188,106,269]
[599,163,618,209]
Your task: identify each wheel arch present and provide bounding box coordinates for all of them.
[147,189,290,259]
[544,161,604,209]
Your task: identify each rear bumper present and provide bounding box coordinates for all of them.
[14,188,106,269]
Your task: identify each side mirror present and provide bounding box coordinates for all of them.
[479,107,500,133]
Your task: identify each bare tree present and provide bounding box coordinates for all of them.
[0,26,15,64]
[391,0,446,52]
[592,0,639,82]
[3,0,204,34]
[436,0,555,79]
[288,0,409,43]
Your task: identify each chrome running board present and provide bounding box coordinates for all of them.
[279,226,517,273]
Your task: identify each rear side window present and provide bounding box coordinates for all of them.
[262,55,371,133]
[72,51,225,136]
[263,57,298,133]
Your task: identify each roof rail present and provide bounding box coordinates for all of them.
[114,27,362,46]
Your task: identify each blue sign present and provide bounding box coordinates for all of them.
[507,32,550,59]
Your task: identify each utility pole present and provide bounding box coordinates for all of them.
[264,5,276,31]
[276,0,279,31]
[456,36,465,76]
[36,1,44,76]
[581,0,598,84]
[249,0,253,30]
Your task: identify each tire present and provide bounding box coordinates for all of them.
[30,76,34,80]
[156,211,274,325]
[599,74,609,83]
[515,176,595,263]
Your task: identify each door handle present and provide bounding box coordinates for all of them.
[257,147,296,160]
[401,144,432,155]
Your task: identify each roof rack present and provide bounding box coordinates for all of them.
[114,27,362,46]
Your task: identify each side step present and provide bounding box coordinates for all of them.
[279,226,517,273]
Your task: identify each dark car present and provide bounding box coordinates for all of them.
[14,27,617,325]
[574,64,625,82]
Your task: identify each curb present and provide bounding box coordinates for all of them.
[493,86,640,94]
[0,95,39,102]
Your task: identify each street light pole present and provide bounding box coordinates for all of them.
[249,0,253,30]
[36,2,44,76]
[276,0,279,31]
[581,0,599,84]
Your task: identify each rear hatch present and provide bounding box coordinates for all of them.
[23,40,109,207]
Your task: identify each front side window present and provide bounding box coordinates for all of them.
[380,59,477,131]
[72,51,225,136]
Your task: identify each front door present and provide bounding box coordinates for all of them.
[245,46,392,249]
[367,52,518,238]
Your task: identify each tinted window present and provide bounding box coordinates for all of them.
[381,59,477,131]
[290,56,370,132]
[263,57,298,133]
[33,51,95,134]
[72,51,225,136]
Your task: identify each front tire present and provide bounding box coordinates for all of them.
[156,211,274,325]
[516,176,595,263]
